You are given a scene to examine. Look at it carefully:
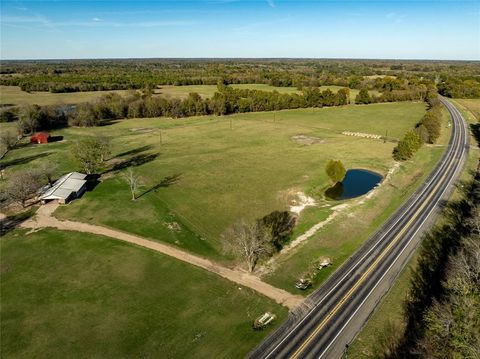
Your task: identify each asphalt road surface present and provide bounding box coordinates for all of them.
[248,97,469,359]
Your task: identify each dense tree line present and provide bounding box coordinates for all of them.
[356,86,430,104]
[5,85,354,133]
[2,59,477,95]
[438,77,480,98]
[376,162,480,358]
[3,83,444,136]
[392,90,443,161]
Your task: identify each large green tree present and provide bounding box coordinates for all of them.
[71,137,105,174]
[325,160,347,184]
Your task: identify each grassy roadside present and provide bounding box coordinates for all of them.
[347,99,480,358]
[263,109,450,293]
[263,147,445,291]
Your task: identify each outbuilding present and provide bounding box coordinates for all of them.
[30,132,50,144]
[39,172,87,204]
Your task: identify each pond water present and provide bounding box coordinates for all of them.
[325,169,383,200]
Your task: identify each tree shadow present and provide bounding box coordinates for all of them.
[470,123,480,146]
[48,135,64,143]
[105,153,159,173]
[116,145,153,158]
[137,173,182,199]
[0,152,51,169]
[325,182,344,200]
[0,208,36,236]
[85,174,101,191]
[98,119,121,127]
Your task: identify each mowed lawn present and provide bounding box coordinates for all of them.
[0,228,287,359]
[1,102,426,260]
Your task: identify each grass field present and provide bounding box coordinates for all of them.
[263,103,452,292]
[0,86,136,106]
[455,99,480,120]
[1,102,426,261]
[0,84,369,106]
[0,228,287,359]
[0,84,301,106]
[0,102,425,260]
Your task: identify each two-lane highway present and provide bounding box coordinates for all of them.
[249,97,469,359]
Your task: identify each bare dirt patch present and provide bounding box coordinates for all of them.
[129,128,155,133]
[291,135,325,146]
[288,191,317,215]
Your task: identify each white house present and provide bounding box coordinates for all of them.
[39,172,87,204]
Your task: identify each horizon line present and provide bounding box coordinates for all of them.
[1,56,479,62]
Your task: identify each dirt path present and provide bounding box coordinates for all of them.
[21,203,303,309]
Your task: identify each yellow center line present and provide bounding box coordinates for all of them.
[290,120,460,359]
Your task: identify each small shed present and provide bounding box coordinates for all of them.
[30,132,50,144]
[39,172,87,204]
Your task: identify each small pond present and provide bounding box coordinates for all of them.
[325,169,383,200]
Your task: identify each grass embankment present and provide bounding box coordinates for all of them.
[0,84,371,106]
[347,99,480,357]
[0,103,425,260]
[0,228,287,359]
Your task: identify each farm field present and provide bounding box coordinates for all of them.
[262,104,452,292]
[0,228,287,359]
[0,84,368,106]
[0,84,300,106]
[455,98,480,120]
[1,102,425,263]
[0,86,135,106]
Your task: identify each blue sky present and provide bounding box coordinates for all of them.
[1,0,479,60]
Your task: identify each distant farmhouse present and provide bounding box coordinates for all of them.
[39,172,87,204]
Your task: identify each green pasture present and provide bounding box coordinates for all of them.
[0,228,286,359]
[1,102,426,261]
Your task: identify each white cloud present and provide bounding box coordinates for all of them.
[92,17,101,22]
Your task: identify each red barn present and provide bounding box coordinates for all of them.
[30,132,50,144]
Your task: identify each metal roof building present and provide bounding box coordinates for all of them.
[40,172,87,204]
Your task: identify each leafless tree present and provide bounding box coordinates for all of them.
[122,168,141,200]
[221,220,274,272]
[0,130,17,154]
[6,169,41,207]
